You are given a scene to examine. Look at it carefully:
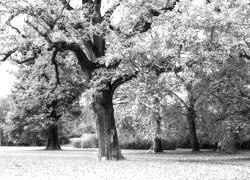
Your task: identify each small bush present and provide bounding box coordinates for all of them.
[71,134,98,148]
[240,140,250,150]
[120,139,151,149]
[161,139,176,150]
[82,134,98,148]
[59,136,70,145]
[120,138,176,150]
[72,139,82,148]
[175,139,191,149]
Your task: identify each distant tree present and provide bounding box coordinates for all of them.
[115,0,250,152]
[197,57,250,153]
[159,73,201,152]
[1,0,250,158]
[6,54,84,149]
[114,71,180,152]
[0,96,13,146]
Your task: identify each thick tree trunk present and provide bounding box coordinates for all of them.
[46,125,61,150]
[92,88,124,160]
[185,84,200,152]
[187,108,200,152]
[152,137,163,153]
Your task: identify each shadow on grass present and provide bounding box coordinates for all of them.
[123,149,216,156]
[177,157,250,167]
[30,148,98,154]
[123,149,250,167]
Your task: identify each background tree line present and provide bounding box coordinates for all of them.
[0,0,249,160]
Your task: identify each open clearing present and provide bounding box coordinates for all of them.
[0,147,250,180]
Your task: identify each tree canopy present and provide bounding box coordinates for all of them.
[0,0,249,158]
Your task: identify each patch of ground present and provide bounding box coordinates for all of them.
[0,147,250,180]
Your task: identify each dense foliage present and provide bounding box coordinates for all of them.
[0,0,249,156]
[3,54,84,146]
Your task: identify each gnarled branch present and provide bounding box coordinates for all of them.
[15,54,37,64]
[0,48,18,62]
[48,41,97,73]
[50,49,61,93]
[110,71,139,99]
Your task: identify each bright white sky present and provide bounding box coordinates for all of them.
[0,62,17,97]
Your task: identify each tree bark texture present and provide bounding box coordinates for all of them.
[46,124,61,150]
[151,116,163,153]
[186,90,200,152]
[187,109,200,152]
[0,131,2,146]
[51,1,129,160]
[92,88,124,160]
[152,137,163,153]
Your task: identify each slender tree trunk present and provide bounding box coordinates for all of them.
[151,116,163,153]
[92,88,124,160]
[46,124,61,150]
[0,138,1,146]
[186,86,200,152]
[0,129,2,146]
[187,107,200,152]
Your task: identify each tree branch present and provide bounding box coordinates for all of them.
[103,2,120,18]
[6,21,27,38]
[0,48,18,62]
[110,71,139,99]
[240,49,250,60]
[4,10,28,38]
[105,59,122,69]
[166,90,189,110]
[59,0,74,10]
[25,20,52,43]
[15,54,37,64]
[132,0,180,33]
[48,41,98,78]
[50,49,61,93]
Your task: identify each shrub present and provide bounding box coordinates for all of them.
[59,136,70,145]
[241,140,250,149]
[175,139,191,149]
[81,134,98,148]
[120,138,151,149]
[71,133,98,148]
[120,137,177,150]
[72,138,82,148]
[161,139,176,150]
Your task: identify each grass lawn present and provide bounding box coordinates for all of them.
[0,146,250,180]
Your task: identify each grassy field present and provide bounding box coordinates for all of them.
[0,147,250,180]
